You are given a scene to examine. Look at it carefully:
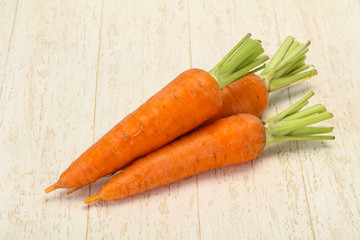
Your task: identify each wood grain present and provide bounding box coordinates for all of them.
[0,0,359,239]
[190,1,314,239]
[0,0,102,239]
[85,1,199,239]
[0,0,18,97]
[273,1,360,239]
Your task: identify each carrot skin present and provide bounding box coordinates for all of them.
[208,74,269,122]
[52,69,222,190]
[87,114,266,202]
[115,73,269,172]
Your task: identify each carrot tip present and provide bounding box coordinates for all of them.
[44,183,59,194]
[84,193,102,204]
[66,186,82,195]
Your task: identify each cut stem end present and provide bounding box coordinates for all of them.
[259,36,316,92]
[209,34,268,89]
[264,92,334,145]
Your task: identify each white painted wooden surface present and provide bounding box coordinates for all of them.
[0,0,359,239]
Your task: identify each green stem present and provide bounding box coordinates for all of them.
[219,40,261,74]
[259,36,316,92]
[288,127,333,136]
[270,69,317,92]
[268,112,333,136]
[264,92,334,145]
[276,42,310,71]
[226,64,266,86]
[220,55,269,88]
[262,36,294,74]
[208,34,268,90]
[235,48,265,71]
[286,64,309,76]
[284,104,326,120]
[265,91,314,123]
[210,33,251,73]
[287,101,309,116]
[276,56,306,77]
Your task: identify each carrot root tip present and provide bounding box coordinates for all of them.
[84,193,102,204]
[44,183,59,194]
[66,186,82,195]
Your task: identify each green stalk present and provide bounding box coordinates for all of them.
[259,36,316,92]
[273,55,306,79]
[238,64,266,80]
[215,64,267,88]
[235,48,265,71]
[288,127,333,136]
[265,91,314,123]
[219,40,261,74]
[287,101,309,116]
[262,36,294,74]
[268,112,333,136]
[276,42,310,71]
[270,69,317,92]
[208,34,268,90]
[286,64,309,76]
[222,55,269,87]
[284,104,326,120]
[210,33,251,73]
[264,92,334,146]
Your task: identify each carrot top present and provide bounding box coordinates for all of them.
[260,36,317,92]
[264,91,334,145]
[209,33,269,89]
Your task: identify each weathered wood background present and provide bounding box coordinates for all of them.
[0,0,359,239]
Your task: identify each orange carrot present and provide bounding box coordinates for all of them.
[114,36,316,174]
[207,74,269,122]
[45,34,268,193]
[84,91,334,203]
[208,36,317,123]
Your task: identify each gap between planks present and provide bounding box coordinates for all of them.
[0,0,19,99]
[85,0,105,238]
[273,4,317,239]
[186,0,202,239]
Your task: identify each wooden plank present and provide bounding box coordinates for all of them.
[85,0,199,239]
[0,1,102,239]
[273,0,360,239]
[0,0,18,94]
[189,0,319,239]
[0,0,359,239]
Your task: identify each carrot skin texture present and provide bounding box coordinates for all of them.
[208,74,269,122]
[55,69,222,189]
[93,114,266,202]
[113,73,269,173]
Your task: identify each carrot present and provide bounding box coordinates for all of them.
[45,34,268,193]
[84,91,334,203]
[208,36,317,122]
[111,36,317,174]
[206,74,269,122]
